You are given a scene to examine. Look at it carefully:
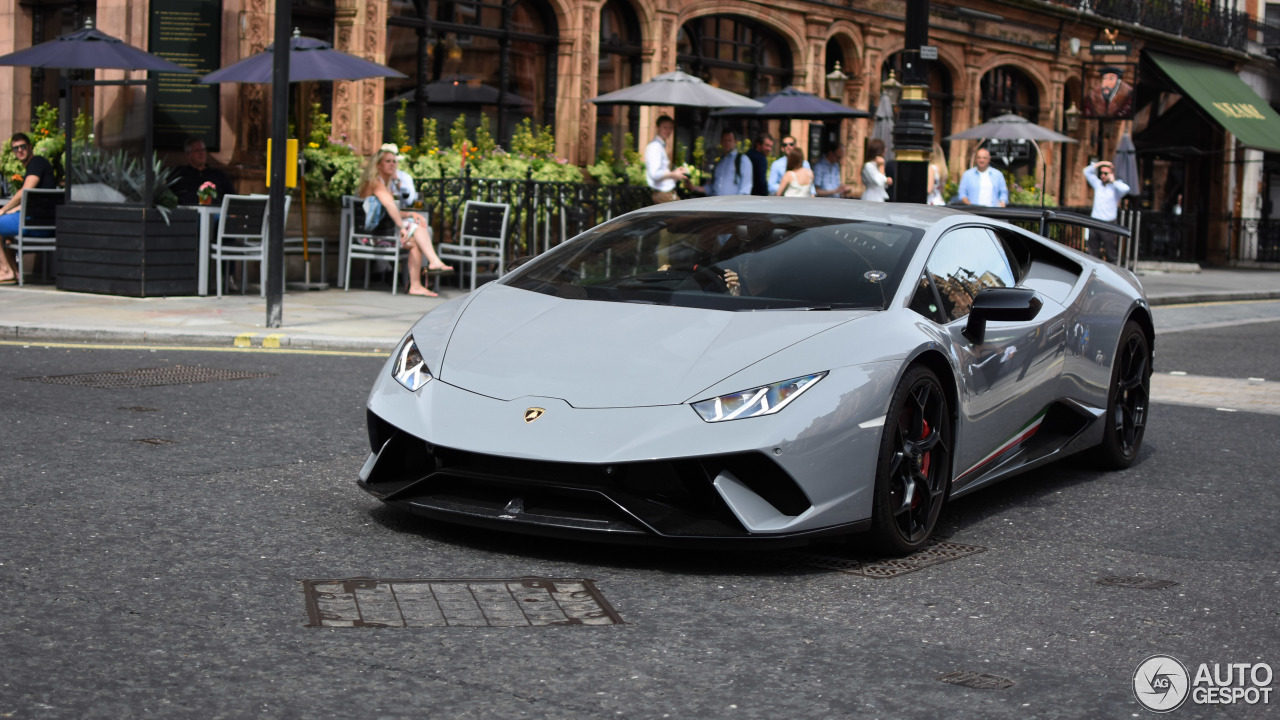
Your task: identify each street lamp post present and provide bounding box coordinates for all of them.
[893,0,935,204]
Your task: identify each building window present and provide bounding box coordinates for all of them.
[27,0,95,126]
[674,15,792,153]
[597,0,642,157]
[979,66,1039,122]
[388,0,559,147]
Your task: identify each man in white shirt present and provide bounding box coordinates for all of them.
[767,136,813,195]
[645,115,688,204]
[1084,160,1131,262]
[689,129,752,197]
[957,148,1008,207]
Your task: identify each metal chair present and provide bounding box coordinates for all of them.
[438,200,510,291]
[343,195,409,294]
[211,194,286,298]
[13,188,63,286]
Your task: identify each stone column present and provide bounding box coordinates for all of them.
[334,0,389,157]
[0,0,34,138]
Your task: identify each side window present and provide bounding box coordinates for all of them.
[908,273,944,322]
[924,227,1017,322]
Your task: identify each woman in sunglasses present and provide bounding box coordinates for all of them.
[0,133,57,283]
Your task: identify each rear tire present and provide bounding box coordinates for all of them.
[1095,320,1151,469]
[869,366,952,556]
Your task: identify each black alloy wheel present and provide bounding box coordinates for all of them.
[870,365,952,555]
[1096,320,1151,469]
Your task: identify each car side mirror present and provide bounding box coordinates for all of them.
[963,287,1042,344]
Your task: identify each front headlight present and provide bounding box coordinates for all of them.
[691,372,826,422]
[391,336,432,392]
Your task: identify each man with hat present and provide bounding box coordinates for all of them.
[1084,65,1134,118]
[1083,159,1131,262]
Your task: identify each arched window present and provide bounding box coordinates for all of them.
[674,15,792,154]
[980,66,1039,122]
[387,0,559,147]
[979,66,1039,176]
[597,0,642,157]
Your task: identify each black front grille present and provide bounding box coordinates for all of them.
[362,412,813,539]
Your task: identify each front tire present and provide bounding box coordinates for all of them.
[869,366,953,555]
[1095,320,1151,469]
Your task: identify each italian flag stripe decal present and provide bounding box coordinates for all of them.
[958,410,1047,481]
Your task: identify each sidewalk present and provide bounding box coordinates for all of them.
[1,268,1278,352]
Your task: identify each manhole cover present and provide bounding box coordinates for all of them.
[302,577,624,628]
[24,366,273,389]
[1096,576,1178,590]
[798,541,987,578]
[133,438,177,446]
[937,671,1016,689]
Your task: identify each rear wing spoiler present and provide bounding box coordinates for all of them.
[957,207,1132,239]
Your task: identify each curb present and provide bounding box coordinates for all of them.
[1147,290,1280,306]
[0,323,398,353]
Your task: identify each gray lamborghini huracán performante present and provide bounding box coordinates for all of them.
[359,197,1152,553]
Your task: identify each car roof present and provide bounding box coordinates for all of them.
[631,196,972,230]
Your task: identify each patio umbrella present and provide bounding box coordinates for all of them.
[0,19,196,214]
[590,70,762,109]
[711,86,868,119]
[0,21,194,72]
[201,31,405,289]
[947,114,1077,206]
[200,31,406,84]
[1113,133,1140,197]
[871,92,896,162]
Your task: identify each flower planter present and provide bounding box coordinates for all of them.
[55,203,200,297]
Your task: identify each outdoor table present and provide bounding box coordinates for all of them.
[182,203,219,296]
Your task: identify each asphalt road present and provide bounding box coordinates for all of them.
[1,304,1277,719]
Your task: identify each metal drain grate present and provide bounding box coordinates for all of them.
[937,671,1016,689]
[302,577,625,628]
[118,406,160,412]
[24,366,273,389]
[798,541,987,578]
[1097,576,1178,590]
[133,438,177,446]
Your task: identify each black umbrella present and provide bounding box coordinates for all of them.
[0,19,196,213]
[200,30,405,284]
[711,86,869,119]
[0,21,194,72]
[200,31,406,84]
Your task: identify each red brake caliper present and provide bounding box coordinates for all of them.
[919,418,932,478]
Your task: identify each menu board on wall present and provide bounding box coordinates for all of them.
[149,0,222,151]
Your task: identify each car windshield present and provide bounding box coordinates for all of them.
[503,211,924,311]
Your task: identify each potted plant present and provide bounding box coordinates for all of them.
[56,148,199,297]
[197,181,218,206]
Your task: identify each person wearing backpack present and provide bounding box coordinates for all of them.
[690,129,753,197]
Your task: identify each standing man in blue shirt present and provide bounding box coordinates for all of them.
[956,148,1008,207]
[1083,160,1131,262]
[690,129,752,197]
[745,133,773,196]
[767,136,813,195]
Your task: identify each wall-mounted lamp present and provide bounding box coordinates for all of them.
[1064,102,1081,133]
[826,61,849,101]
[1069,37,1081,56]
[880,69,902,105]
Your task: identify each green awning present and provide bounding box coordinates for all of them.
[1149,52,1280,154]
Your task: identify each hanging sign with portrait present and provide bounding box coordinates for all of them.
[1081,62,1137,119]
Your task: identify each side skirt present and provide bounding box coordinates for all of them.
[950,398,1103,498]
